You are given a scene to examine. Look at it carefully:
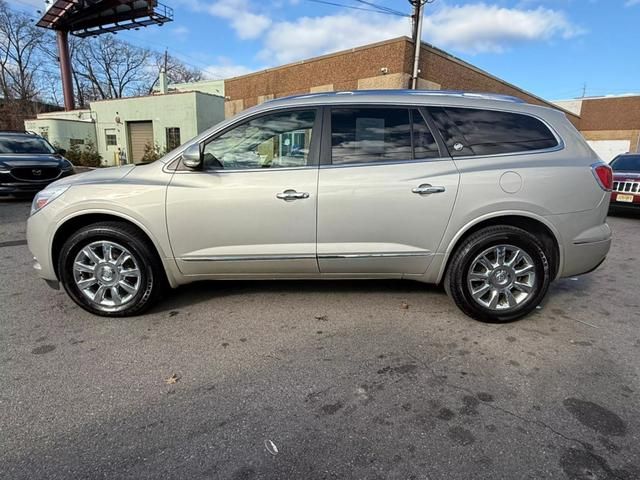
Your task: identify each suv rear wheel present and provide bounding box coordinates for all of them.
[445,225,551,323]
[58,221,165,316]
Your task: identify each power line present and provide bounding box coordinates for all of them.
[306,0,409,16]
[352,0,408,16]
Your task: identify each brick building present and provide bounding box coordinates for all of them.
[223,36,580,126]
[555,95,640,161]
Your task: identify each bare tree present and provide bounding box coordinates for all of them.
[0,0,53,128]
[72,35,153,100]
[0,1,205,114]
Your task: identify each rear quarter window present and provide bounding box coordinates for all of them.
[429,107,559,156]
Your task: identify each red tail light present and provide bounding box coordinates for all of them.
[592,163,613,191]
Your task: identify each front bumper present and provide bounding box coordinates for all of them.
[0,171,73,195]
[609,191,640,208]
[27,209,59,283]
[0,181,52,195]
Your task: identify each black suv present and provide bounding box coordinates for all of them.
[0,131,75,197]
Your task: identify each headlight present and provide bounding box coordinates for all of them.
[31,185,70,215]
[61,160,74,171]
[0,165,8,173]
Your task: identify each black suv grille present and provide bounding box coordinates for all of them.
[11,167,60,181]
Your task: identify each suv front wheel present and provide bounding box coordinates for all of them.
[445,225,551,323]
[58,221,165,316]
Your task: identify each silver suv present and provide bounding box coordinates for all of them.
[27,90,612,322]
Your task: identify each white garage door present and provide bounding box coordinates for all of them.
[587,140,630,163]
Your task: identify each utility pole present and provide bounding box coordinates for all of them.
[410,0,429,90]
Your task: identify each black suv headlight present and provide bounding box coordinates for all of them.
[61,160,74,171]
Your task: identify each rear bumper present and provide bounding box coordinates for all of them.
[562,237,611,277]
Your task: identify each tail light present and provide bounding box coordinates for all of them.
[591,163,613,191]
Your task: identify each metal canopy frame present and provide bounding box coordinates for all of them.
[37,0,173,37]
[36,0,173,111]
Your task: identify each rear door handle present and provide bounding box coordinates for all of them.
[412,184,445,195]
[276,189,310,201]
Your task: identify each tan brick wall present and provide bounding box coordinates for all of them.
[222,37,580,125]
[224,38,409,112]
[578,97,640,131]
[416,44,580,127]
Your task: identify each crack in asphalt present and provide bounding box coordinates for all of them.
[0,239,27,248]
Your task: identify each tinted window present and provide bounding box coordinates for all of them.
[203,110,315,170]
[412,109,440,159]
[0,136,55,154]
[430,107,558,156]
[331,108,413,164]
[611,155,640,172]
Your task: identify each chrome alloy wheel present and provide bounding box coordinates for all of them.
[72,241,141,310]
[466,244,536,311]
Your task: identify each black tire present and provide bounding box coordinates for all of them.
[445,225,551,323]
[58,221,166,317]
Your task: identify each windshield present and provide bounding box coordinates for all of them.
[0,136,55,154]
[611,154,640,172]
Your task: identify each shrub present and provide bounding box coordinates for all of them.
[57,139,102,167]
[78,140,102,168]
[141,142,165,163]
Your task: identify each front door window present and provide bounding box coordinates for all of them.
[202,110,316,170]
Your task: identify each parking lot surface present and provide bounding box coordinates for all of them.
[1,197,639,479]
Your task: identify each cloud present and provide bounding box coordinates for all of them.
[625,0,640,6]
[178,1,584,68]
[208,0,271,39]
[259,14,409,64]
[204,58,255,78]
[423,3,585,53]
[170,26,190,39]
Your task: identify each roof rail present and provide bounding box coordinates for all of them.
[268,89,526,104]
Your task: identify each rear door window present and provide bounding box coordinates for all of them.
[429,107,559,156]
[330,107,440,165]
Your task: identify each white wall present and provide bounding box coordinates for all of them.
[587,140,631,163]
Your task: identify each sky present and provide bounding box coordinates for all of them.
[13,0,640,100]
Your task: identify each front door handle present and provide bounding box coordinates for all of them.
[412,184,446,195]
[276,189,310,201]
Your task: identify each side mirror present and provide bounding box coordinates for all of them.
[56,148,67,156]
[182,143,202,169]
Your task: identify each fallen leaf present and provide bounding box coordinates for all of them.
[315,315,328,321]
[165,373,180,385]
[401,302,409,310]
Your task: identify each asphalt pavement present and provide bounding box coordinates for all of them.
[1,197,639,479]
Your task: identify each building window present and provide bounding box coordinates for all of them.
[166,127,181,151]
[70,138,84,147]
[105,129,117,146]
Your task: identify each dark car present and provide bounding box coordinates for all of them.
[0,131,75,198]
[610,153,640,210]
